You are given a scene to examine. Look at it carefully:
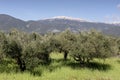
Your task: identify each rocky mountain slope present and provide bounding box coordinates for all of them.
[0,14,120,36]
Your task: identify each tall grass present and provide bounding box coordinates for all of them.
[0,53,120,80]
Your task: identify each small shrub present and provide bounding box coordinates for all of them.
[0,58,18,73]
[31,67,43,76]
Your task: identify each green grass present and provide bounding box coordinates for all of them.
[0,53,120,80]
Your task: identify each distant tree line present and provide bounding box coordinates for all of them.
[0,29,119,73]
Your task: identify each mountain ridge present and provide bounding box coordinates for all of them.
[0,14,120,36]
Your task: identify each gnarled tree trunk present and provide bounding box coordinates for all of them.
[16,57,26,71]
[64,51,68,60]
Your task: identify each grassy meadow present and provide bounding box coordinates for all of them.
[0,53,120,80]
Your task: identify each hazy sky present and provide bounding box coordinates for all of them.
[0,0,120,22]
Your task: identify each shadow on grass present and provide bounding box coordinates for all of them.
[50,59,111,71]
[65,61,111,71]
[47,59,71,72]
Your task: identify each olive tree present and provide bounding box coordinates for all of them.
[70,32,94,63]
[70,30,117,64]
[56,29,76,60]
[2,38,26,71]
[22,33,53,70]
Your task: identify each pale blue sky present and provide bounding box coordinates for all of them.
[0,0,120,22]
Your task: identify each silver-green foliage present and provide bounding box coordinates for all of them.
[70,30,118,63]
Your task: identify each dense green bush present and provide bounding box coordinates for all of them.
[30,66,43,76]
[0,58,18,72]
